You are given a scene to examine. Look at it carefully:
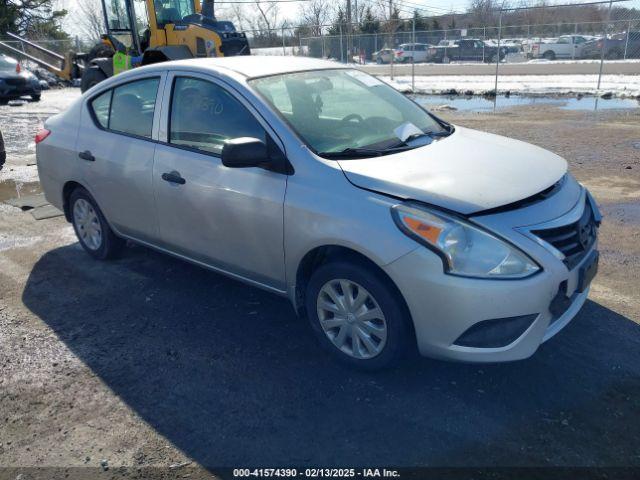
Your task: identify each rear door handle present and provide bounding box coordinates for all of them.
[78,150,95,161]
[161,171,186,185]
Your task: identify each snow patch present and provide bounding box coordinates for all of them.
[381,74,640,97]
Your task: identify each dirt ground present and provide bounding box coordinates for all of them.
[0,89,639,478]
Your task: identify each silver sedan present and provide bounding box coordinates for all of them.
[36,57,600,369]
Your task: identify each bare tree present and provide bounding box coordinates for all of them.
[253,0,281,35]
[298,0,333,36]
[75,0,105,41]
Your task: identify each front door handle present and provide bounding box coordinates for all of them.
[78,150,95,161]
[161,171,186,185]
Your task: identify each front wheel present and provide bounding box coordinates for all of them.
[305,260,412,370]
[31,94,41,102]
[70,187,124,260]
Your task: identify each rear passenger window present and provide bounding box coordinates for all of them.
[110,78,159,138]
[169,77,266,155]
[89,77,160,138]
[91,90,111,129]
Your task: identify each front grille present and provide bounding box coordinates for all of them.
[532,199,597,270]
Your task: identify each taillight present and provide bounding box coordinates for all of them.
[35,128,51,144]
[597,40,603,48]
[16,63,21,73]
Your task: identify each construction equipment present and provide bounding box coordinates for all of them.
[0,32,84,83]
[0,0,250,92]
[81,0,250,91]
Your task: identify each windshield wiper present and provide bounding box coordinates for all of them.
[387,127,453,149]
[319,145,415,159]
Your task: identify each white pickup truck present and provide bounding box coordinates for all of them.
[525,34,598,60]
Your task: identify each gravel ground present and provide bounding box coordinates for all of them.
[0,88,639,478]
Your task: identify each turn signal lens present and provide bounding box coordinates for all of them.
[35,128,51,144]
[400,215,443,244]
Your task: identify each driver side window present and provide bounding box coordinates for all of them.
[169,77,266,156]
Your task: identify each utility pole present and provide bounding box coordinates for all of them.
[346,0,352,61]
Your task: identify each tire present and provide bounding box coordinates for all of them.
[31,94,41,102]
[376,57,382,64]
[606,49,621,60]
[542,50,556,60]
[81,67,107,93]
[489,54,498,63]
[69,187,124,260]
[305,260,412,370]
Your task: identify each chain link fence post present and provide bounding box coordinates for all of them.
[412,17,416,92]
[494,6,503,112]
[597,0,614,93]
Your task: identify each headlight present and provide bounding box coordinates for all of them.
[391,202,540,279]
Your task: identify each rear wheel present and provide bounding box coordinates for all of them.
[542,50,556,60]
[81,67,107,93]
[30,94,41,102]
[305,260,412,370]
[69,187,124,260]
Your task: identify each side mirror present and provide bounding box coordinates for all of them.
[221,137,269,168]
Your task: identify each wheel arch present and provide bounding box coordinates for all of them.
[293,244,408,318]
[62,180,90,222]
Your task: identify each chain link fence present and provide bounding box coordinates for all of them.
[246,0,639,104]
[1,0,637,105]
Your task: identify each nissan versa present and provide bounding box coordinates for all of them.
[35,57,601,369]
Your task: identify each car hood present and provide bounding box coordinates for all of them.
[337,126,567,215]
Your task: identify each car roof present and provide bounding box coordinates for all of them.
[159,56,348,79]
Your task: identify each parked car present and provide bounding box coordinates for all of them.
[501,38,524,54]
[581,31,640,59]
[372,48,395,64]
[36,57,601,369]
[394,43,431,63]
[427,38,506,63]
[524,34,596,60]
[437,39,457,48]
[0,54,42,102]
[0,128,5,170]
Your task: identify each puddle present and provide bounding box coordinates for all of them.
[0,179,41,203]
[412,94,640,112]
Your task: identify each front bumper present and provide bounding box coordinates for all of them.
[383,185,599,363]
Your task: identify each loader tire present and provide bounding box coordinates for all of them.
[81,67,107,93]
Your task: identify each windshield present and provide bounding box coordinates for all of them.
[154,0,195,23]
[249,69,445,155]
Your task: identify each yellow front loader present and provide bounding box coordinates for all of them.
[0,1,249,91]
[81,0,250,91]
